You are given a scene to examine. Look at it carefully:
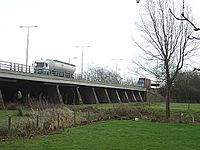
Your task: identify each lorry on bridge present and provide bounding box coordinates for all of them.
[137,77,151,88]
[34,59,76,77]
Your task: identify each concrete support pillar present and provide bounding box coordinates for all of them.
[105,88,111,103]
[76,87,83,104]
[138,92,144,102]
[124,90,130,103]
[92,87,99,104]
[132,91,137,102]
[72,88,77,105]
[0,90,5,109]
[116,90,121,103]
[56,85,63,104]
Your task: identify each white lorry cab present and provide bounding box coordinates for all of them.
[34,59,49,73]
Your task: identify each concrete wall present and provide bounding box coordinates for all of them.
[0,90,5,108]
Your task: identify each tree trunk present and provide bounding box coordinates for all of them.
[166,84,171,120]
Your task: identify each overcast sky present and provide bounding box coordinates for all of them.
[0,0,199,78]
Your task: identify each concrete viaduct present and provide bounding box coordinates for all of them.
[0,61,147,108]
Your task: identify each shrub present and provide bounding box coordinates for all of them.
[15,119,38,137]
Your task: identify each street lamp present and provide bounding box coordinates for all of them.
[112,58,123,75]
[76,45,90,78]
[19,25,37,72]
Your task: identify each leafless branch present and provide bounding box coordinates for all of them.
[169,8,200,31]
[188,36,200,40]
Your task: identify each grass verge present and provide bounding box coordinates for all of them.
[1,120,200,150]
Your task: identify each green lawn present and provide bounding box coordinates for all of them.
[68,102,200,111]
[149,102,200,111]
[1,120,200,150]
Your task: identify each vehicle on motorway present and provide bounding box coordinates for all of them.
[34,59,76,77]
[137,77,151,88]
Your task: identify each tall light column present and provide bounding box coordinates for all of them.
[112,58,123,75]
[20,25,37,71]
[76,45,90,78]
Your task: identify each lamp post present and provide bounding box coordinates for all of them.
[19,25,37,72]
[76,45,90,78]
[112,58,123,75]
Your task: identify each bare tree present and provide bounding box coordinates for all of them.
[85,66,123,84]
[133,0,199,119]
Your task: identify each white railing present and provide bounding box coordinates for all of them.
[0,60,34,73]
